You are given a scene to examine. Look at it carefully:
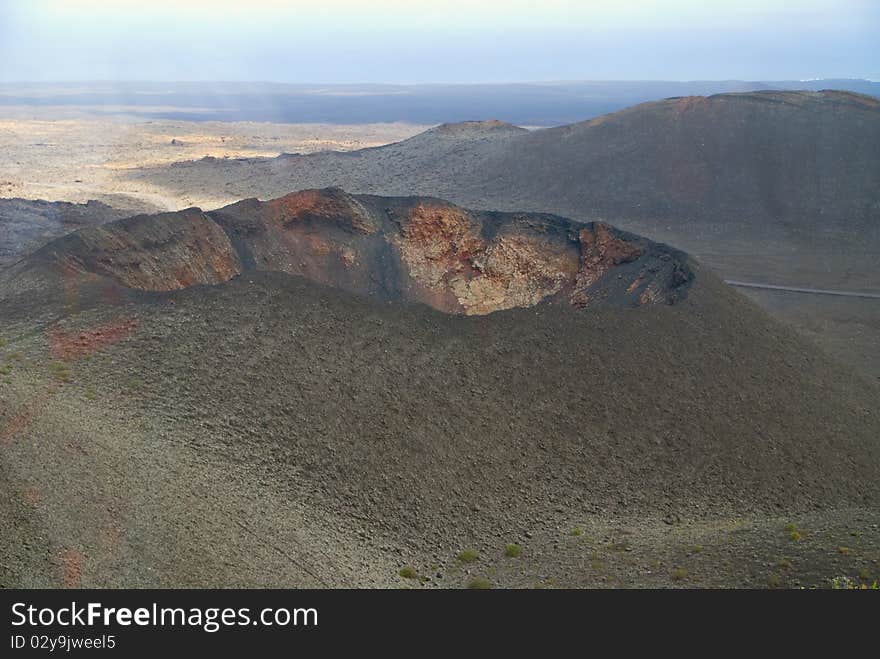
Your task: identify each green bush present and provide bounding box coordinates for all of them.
[466,577,492,590]
[457,549,479,563]
[398,566,418,579]
[504,543,522,558]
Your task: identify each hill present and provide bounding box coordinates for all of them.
[0,198,127,270]
[130,90,880,277]
[125,90,880,379]
[11,188,693,315]
[1,189,878,588]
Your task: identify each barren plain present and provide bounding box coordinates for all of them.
[0,114,426,213]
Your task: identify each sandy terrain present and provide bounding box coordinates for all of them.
[0,115,427,213]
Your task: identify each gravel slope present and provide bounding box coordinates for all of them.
[2,266,878,588]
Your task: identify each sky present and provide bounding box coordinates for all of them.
[0,0,877,83]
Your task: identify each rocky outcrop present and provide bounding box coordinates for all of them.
[0,198,128,269]
[393,202,580,314]
[37,208,242,291]
[30,189,694,314]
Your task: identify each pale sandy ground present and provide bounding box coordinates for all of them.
[0,113,427,213]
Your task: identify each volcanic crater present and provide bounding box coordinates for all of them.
[23,187,694,316]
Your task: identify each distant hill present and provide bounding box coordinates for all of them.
[134,90,880,258]
[478,91,880,240]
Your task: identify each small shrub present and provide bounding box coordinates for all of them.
[784,523,798,533]
[504,543,522,558]
[829,576,857,589]
[571,527,583,537]
[457,549,479,563]
[398,566,418,579]
[671,567,687,581]
[838,546,852,556]
[789,531,803,542]
[778,558,793,570]
[690,545,703,554]
[466,577,492,590]
[767,573,781,588]
[859,568,872,580]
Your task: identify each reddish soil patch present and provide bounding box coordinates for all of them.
[49,318,138,362]
[21,486,42,506]
[268,188,377,234]
[57,548,84,588]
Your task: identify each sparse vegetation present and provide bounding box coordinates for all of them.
[778,558,793,570]
[789,530,803,542]
[49,361,72,382]
[457,549,479,563]
[466,576,492,590]
[671,567,687,581]
[859,567,872,580]
[398,566,418,579]
[784,522,798,533]
[829,576,857,589]
[838,546,852,555]
[767,573,781,588]
[571,527,583,537]
[829,576,879,590]
[504,543,522,558]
